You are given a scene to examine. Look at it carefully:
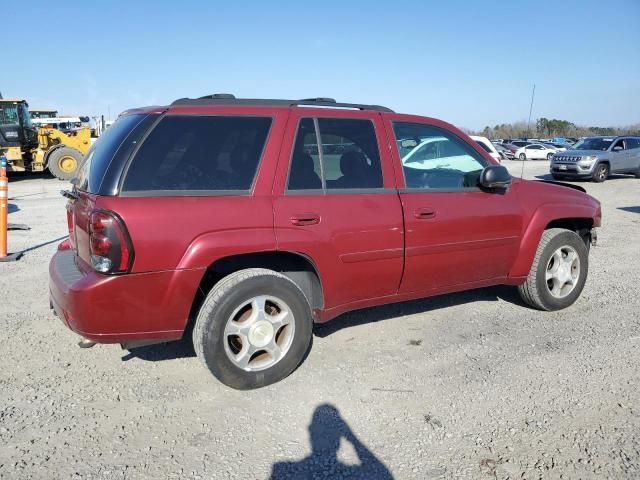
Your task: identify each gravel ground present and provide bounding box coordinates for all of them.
[1,162,639,479]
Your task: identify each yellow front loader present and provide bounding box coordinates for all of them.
[33,127,91,180]
[0,99,91,181]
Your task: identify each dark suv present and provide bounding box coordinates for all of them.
[50,95,601,389]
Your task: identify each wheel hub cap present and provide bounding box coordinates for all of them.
[222,294,295,372]
[545,245,580,299]
[248,320,274,348]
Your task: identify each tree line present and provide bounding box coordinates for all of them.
[470,118,640,139]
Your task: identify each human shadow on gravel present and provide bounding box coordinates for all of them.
[619,206,640,214]
[270,404,393,480]
[314,285,524,338]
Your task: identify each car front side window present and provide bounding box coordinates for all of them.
[393,122,487,190]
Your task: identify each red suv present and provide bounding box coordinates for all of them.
[49,95,601,389]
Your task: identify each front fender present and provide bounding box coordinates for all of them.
[509,202,601,278]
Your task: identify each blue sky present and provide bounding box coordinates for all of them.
[3,0,639,129]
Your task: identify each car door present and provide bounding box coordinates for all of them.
[273,110,404,311]
[387,117,522,293]
[527,144,543,159]
[627,138,640,171]
[609,139,627,172]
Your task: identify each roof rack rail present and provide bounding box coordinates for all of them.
[170,95,393,112]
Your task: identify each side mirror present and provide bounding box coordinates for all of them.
[612,146,623,152]
[479,165,511,190]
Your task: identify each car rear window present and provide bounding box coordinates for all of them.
[121,115,272,194]
[75,114,152,193]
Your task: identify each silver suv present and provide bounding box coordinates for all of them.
[550,136,640,182]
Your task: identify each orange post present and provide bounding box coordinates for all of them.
[0,156,7,257]
[0,153,22,262]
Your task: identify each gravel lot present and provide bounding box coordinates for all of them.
[1,161,639,479]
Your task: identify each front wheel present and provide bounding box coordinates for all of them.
[518,228,589,311]
[519,153,526,161]
[193,268,313,389]
[592,163,609,183]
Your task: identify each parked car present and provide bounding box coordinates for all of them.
[515,143,558,161]
[493,143,515,160]
[509,140,532,149]
[550,136,640,182]
[470,135,501,162]
[49,95,601,389]
[541,142,568,152]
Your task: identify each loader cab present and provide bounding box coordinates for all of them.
[0,100,37,149]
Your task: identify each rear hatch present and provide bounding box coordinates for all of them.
[65,112,161,271]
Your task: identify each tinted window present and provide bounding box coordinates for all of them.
[122,116,272,192]
[288,118,323,190]
[76,114,151,192]
[287,117,383,191]
[393,122,487,189]
[627,138,640,149]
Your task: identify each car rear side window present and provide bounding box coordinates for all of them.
[121,115,272,193]
[75,114,151,193]
[287,117,383,191]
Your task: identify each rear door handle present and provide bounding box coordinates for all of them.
[414,207,436,219]
[291,213,321,226]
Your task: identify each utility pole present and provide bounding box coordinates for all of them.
[527,84,536,138]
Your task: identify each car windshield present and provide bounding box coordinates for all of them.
[572,138,613,151]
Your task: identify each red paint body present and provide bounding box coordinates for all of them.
[49,104,602,343]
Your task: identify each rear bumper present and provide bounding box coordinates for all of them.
[49,249,204,343]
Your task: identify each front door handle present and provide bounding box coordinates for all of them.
[291,213,321,226]
[414,207,436,219]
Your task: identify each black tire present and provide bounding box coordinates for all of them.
[592,163,609,183]
[518,228,589,311]
[519,153,526,161]
[633,170,640,179]
[47,147,83,181]
[193,268,313,389]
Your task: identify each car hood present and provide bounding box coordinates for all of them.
[554,149,603,157]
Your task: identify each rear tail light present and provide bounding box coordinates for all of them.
[89,210,133,274]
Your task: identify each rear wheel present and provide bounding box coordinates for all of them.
[193,268,313,389]
[47,147,83,181]
[592,163,609,183]
[519,153,526,161]
[518,228,589,311]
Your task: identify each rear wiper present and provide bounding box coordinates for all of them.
[61,189,79,200]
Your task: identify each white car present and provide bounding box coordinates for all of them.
[470,135,501,163]
[401,137,484,172]
[515,143,557,161]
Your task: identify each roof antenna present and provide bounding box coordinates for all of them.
[521,83,536,179]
